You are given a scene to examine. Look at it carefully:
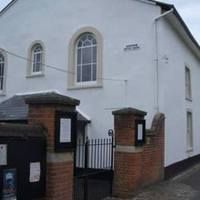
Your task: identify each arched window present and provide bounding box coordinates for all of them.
[31,43,43,74]
[76,33,97,83]
[0,53,5,91]
[68,27,103,89]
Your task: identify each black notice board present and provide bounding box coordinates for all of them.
[55,111,77,152]
[135,120,146,146]
[0,136,46,200]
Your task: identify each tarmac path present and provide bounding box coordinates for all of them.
[106,163,200,200]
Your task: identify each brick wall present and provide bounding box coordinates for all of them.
[46,162,73,200]
[28,105,55,152]
[28,104,75,200]
[25,93,80,200]
[113,108,165,198]
[28,104,75,152]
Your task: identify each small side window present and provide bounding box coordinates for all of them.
[186,111,193,151]
[0,52,6,93]
[27,42,45,77]
[185,66,192,100]
[32,44,43,74]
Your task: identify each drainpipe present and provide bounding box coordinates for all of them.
[154,8,174,112]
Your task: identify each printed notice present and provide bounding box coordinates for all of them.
[137,124,143,140]
[0,144,7,166]
[29,162,41,183]
[60,118,71,143]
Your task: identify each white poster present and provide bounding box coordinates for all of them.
[137,124,143,140]
[0,144,7,166]
[29,162,41,183]
[60,118,71,143]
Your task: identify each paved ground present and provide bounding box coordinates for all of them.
[107,163,200,200]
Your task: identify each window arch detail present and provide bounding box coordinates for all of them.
[68,27,103,89]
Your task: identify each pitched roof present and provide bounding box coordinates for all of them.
[24,91,80,106]
[0,95,27,121]
[112,107,147,116]
[0,123,45,138]
[153,1,200,55]
[0,92,90,123]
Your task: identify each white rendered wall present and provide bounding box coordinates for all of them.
[0,0,200,167]
[0,0,160,130]
[158,18,200,166]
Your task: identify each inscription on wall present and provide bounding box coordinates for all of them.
[124,44,140,51]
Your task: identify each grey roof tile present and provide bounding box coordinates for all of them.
[0,92,89,123]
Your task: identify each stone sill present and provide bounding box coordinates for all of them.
[67,84,103,90]
[0,92,6,97]
[26,73,45,78]
[186,148,193,153]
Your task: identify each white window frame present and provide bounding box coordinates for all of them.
[185,66,192,100]
[27,41,45,78]
[67,27,103,90]
[186,111,193,152]
[0,52,6,94]
[75,33,97,86]
[31,44,43,75]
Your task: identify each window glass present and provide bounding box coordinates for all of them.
[76,33,97,83]
[92,64,97,81]
[185,67,192,99]
[187,112,193,150]
[32,44,43,74]
[0,53,5,91]
[82,64,92,82]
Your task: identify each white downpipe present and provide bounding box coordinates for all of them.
[154,9,174,21]
[154,9,174,112]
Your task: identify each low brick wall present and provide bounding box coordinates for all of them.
[112,108,165,198]
[46,161,73,200]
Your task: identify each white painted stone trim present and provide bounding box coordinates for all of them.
[116,145,143,153]
[47,152,73,163]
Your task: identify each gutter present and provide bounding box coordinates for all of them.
[152,0,200,112]
[154,8,174,21]
[155,1,200,53]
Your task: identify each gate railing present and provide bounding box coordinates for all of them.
[75,136,114,170]
[74,132,114,200]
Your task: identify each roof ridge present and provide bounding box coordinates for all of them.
[0,0,18,16]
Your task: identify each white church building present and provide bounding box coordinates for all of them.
[0,0,200,169]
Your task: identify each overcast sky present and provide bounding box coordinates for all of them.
[162,0,200,43]
[0,0,199,43]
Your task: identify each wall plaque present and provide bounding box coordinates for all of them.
[124,44,140,51]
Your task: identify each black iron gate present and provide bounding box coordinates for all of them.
[74,133,114,200]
